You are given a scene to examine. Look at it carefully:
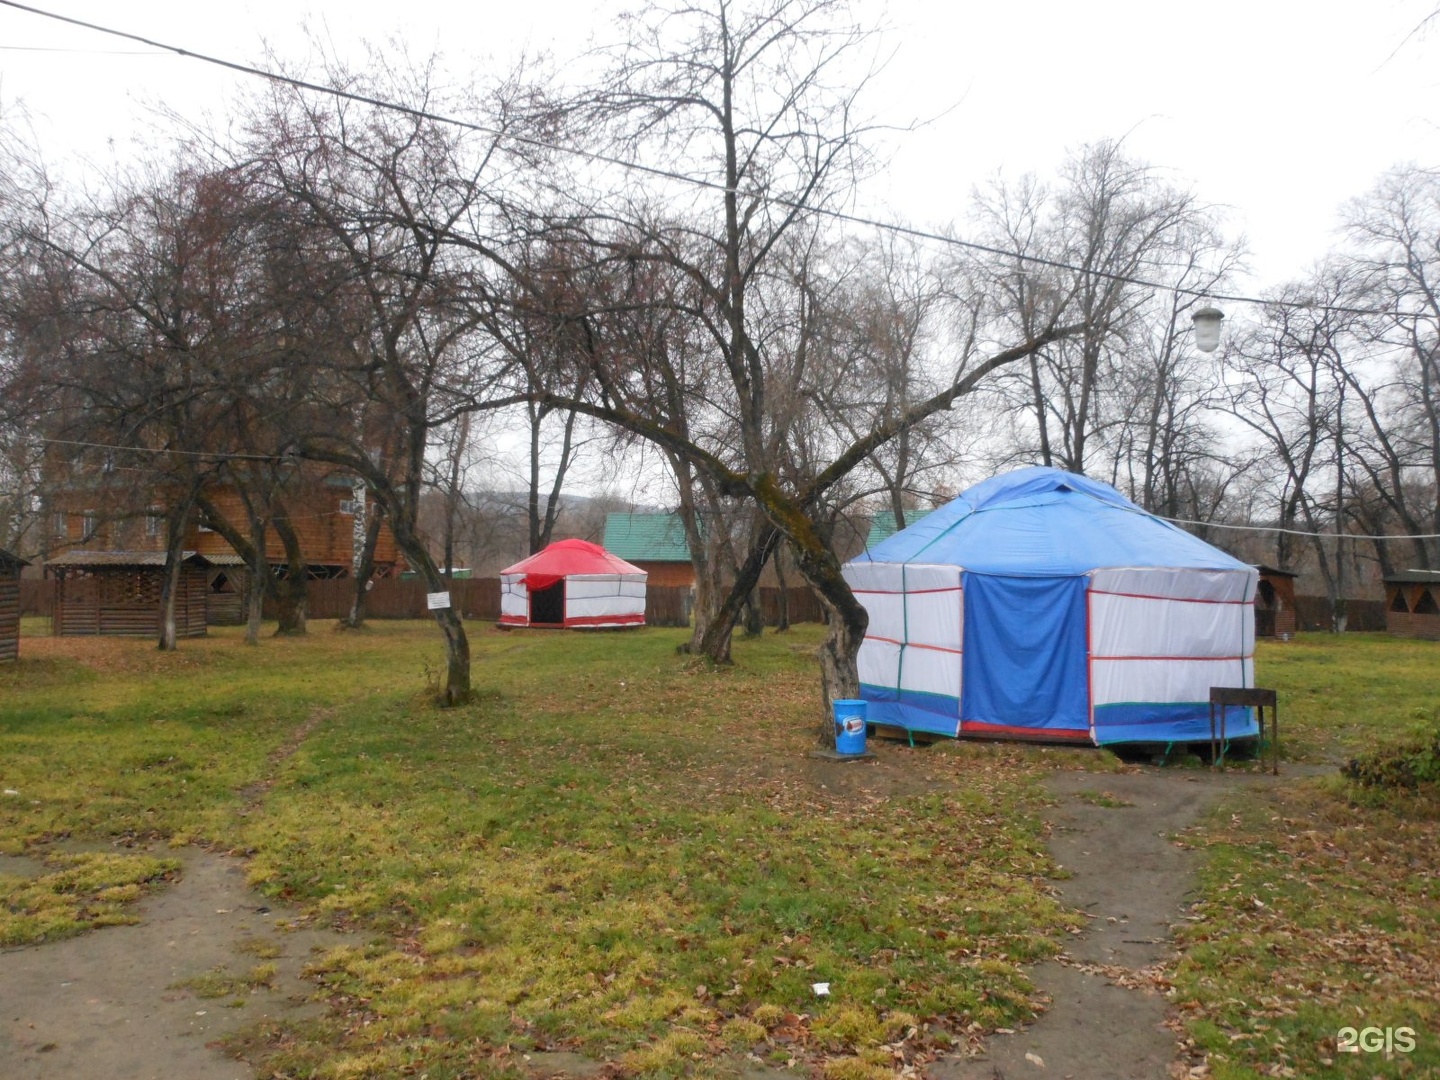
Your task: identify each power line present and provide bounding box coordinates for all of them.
[0,44,164,53]
[41,436,277,463]
[1,0,1431,323]
[1158,514,1440,542]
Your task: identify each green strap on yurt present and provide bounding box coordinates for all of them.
[895,563,909,702]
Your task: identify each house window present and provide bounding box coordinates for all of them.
[82,509,97,537]
[145,509,162,538]
[53,512,67,537]
[339,499,359,515]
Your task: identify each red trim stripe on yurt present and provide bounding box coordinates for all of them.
[864,633,962,656]
[562,613,646,628]
[959,719,1091,741]
[1092,653,1254,662]
[1088,588,1250,605]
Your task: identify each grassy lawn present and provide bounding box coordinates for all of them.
[1173,634,1440,1079]
[2,624,1435,1079]
[0,622,1079,1079]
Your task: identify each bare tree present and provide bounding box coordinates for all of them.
[511,0,1073,710]
[973,141,1226,481]
[3,150,277,648]
[1341,165,1440,569]
[236,51,540,703]
[1220,268,1365,629]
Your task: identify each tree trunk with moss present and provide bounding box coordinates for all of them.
[749,476,868,741]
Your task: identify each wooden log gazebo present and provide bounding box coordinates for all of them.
[0,548,26,662]
[48,551,211,638]
[1253,565,1298,639]
[1384,570,1440,641]
[203,553,249,626]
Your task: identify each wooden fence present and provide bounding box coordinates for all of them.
[1294,596,1386,633]
[267,578,504,621]
[18,574,1390,635]
[259,578,700,626]
[760,586,825,626]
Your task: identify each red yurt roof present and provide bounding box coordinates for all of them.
[500,539,646,590]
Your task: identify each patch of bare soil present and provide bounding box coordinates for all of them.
[931,767,1286,1080]
[0,846,352,1080]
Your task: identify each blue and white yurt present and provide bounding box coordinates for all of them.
[843,467,1258,746]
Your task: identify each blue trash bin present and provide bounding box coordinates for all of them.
[832,699,867,755]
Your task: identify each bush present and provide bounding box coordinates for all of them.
[1342,718,1440,789]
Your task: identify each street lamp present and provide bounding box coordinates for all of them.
[1191,305,1225,353]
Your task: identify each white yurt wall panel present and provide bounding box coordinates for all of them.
[896,642,963,700]
[500,578,528,620]
[858,636,901,689]
[1091,655,1254,707]
[565,574,647,620]
[895,564,963,652]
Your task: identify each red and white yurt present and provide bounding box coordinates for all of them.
[499,539,647,629]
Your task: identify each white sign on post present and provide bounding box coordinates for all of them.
[426,591,452,611]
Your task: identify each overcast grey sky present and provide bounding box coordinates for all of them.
[2,0,1437,290]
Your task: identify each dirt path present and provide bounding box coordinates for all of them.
[1,703,353,1080]
[1,720,1310,1080]
[932,767,1282,1080]
[0,846,351,1080]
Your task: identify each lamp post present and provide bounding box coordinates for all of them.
[1191,305,1225,353]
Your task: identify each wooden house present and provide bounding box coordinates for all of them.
[48,551,210,638]
[1384,570,1440,641]
[49,472,402,579]
[0,548,26,662]
[602,513,695,588]
[44,467,404,631]
[189,474,403,579]
[1254,565,1298,639]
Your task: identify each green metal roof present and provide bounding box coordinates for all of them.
[603,513,692,562]
[1385,569,1440,585]
[864,508,934,549]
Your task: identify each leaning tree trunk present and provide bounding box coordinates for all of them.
[751,478,868,743]
[678,500,713,652]
[673,459,723,655]
[389,513,471,706]
[773,542,791,632]
[195,491,274,646]
[272,508,308,636]
[792,552,868,745]
[742,587,764,637]
[740,509,768,637]
[244,564,265,645]
[156,492,197,652]
[344,500,385,630]
[433,605,471,706]
[244,513,267,646]
[697,527,781,664]
[157,535,185,651]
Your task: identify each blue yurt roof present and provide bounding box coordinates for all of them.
[853,467,1249,577]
